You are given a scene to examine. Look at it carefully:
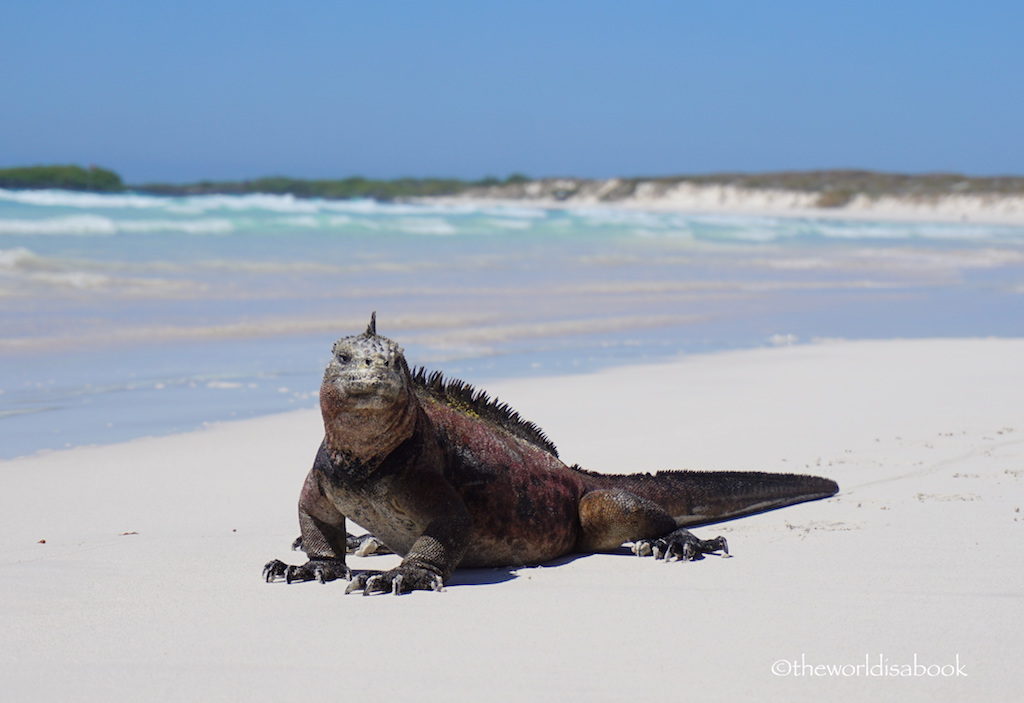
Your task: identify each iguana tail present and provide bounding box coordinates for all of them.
[573,467,839,527]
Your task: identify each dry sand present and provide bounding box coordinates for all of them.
[2,338,1022,701]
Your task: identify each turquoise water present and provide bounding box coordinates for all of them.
[2,188,1023,458]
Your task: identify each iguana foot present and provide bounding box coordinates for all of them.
[344,564,445,595]
[346,532,393,556]
[263,558,352,584]
[631,528,730,562]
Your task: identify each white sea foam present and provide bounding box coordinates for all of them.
[26,271,114,289]
[689,213,792,229]
[178,193,322,214]
[0,215,235,236]
[479,205,549,219]
[481,218,533,230]
[275,216,320,228]
[0,249,206,295]
[117,218,235,234]
[170,194,489,219]
[0,189,446,218]
[196,259,348,274]
[206,381,243,389]
[0,215,120,235]
[850,246,1024,270]
[390,218,459,236]
[0,188,171,209]
[410,314,706,347]
[575,208,681,228]
[810,220,1021,241]
[315,198,423,215]
[0,247,46,270]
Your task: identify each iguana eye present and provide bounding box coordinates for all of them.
[338,353,351,364]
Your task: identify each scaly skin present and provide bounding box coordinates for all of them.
[263,314,839,595]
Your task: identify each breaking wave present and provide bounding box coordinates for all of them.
[0,214,235,236]
[2,188,1023,242]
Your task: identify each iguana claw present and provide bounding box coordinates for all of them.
[631,529,729,562]
[345,565,445,595]
[262,558,351,583]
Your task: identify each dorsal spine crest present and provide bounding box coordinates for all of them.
[411,366,558,458]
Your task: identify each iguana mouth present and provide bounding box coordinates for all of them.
[342,380,389,397]
[323,372,405,407]
[345,383,378,395]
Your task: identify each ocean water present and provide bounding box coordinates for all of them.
[2,188,1023,459]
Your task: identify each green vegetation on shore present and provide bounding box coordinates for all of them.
[0,165,530,201]
[0,165,124,192]
[135,174,529,200]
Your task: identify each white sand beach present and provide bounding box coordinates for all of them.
[2,338,1022,702]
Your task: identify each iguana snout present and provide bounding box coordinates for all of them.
[323,345,406,405]
[318,313,419,462]
[323,315,409,408]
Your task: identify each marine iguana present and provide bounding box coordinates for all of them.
[263,313,839,595]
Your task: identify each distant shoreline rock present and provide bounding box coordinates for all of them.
[423,172,1024,225]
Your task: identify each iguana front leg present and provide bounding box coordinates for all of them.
[344,526,464,595]
[345,473,472,596]
[345,564,445,595]
[263,556,350,583]
[264,468,351,584]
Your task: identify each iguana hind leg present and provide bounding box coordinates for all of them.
[577,489,728,561]
[577,489,677,552]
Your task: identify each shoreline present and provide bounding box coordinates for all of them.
[419,183,1024,226]
[2,337,1021,700]
[7,170,1024,226]
[6,334,1022,462]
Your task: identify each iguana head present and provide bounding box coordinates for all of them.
[320,312,418,463]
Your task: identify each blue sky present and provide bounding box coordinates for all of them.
[2,1,1022,182]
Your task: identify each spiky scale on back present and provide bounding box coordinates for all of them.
[410,366,559,458]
